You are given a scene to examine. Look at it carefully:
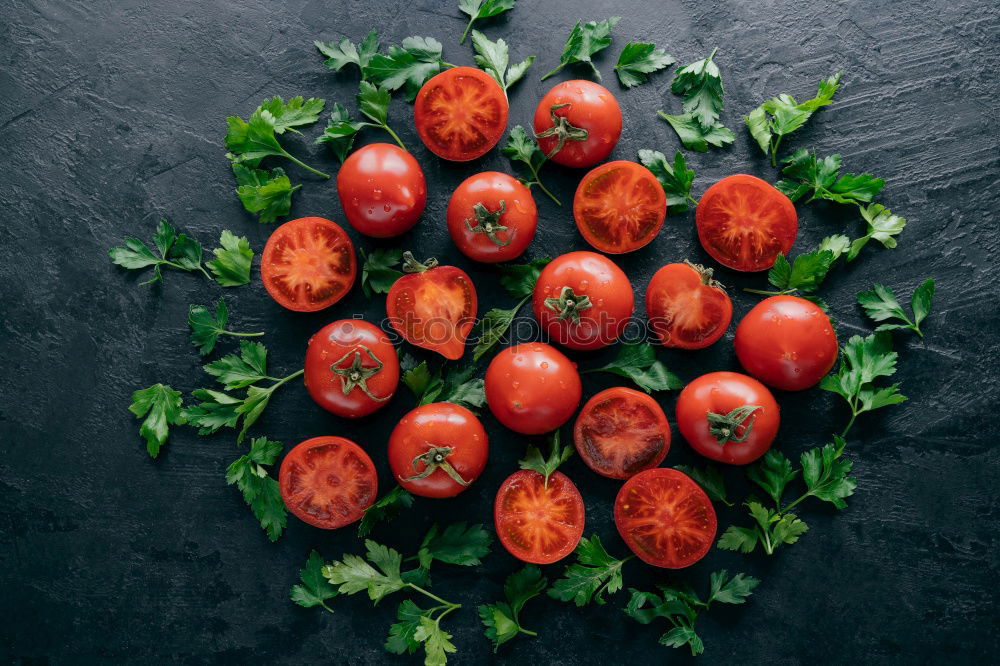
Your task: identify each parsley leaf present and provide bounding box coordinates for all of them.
[359,247,404,297]
[205,230,253,287]
[479,564,546,652]
[415,616,457,666]
[518,431,574,486]
[542,17,621,81]
[745,73,841,165]
[820,332,907,437]
[459,0,517,44]
[401,360,486,409]
[129,383,185,458]
[501,126,560,204]
[637,149,696,213]
[615,42,675,88]
[258,95,325,134]
[799,436,857,509]
[583,343,684,393]
[470,30,534,92]
[858,279,934,337]
[418,522,493,569]
[549,535,631,606]
[232,164,300,224]
[188,299,264,356]
[359,485,414,537]
[776,149,884,206]
[226,436,287,541]
[367,36,449,102]
[323,539,407,602]
[203,340,269,389]
[657,111,735,152]
[290,550,337,612]
[315,102,367,162]
[470,258,550,361]
[315,29,380,77]
[657,48,735,151]
[499,257,551,299]
[385,599,426,655]
[847,203,906,260]
[747,450,799,506]
[109,218,211,285]
[225,107,329,179]
[746,235,850,299]
[717,501,808,555]
[674,464,732,506]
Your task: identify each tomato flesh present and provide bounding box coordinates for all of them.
[574,161,666,254]
[646,262,732,349]
[414,66,508,161]
[574,387,671,480]
[495,469,585,564]
[261,217,356,312]
[614,468,717,568]
[387,265,477,360]
[279,436,377,530]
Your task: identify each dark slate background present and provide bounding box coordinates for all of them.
[2,0,998,663]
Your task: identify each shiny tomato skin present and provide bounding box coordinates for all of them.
[675,372,779,465]
[646,262,733,350]
[574,387,671,480]
[484,343,582,435]
[533,80,622,168]
[614,468,717,569]
[533,251,634,351]
[494,469,585,564]
[447,172,537,263]
[696,174,797,271]
[388,403,488,499]
[279,436,377,530]
[735,295,838,391]
[386,264,477,360]
[574,161,666,254]
[304,319,399,418]
[414,66,509,161]
[337,143,427,238]
[260,216,356,312]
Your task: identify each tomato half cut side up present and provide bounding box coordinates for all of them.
[279,436,378,530]
[414,66,509,162]
[614,468,717,568]
[646,262,733,350]
[573,161,666,254]
[695,174,798,272]
[574,387,671,480]
[495,469,585,565]
[260,217,357,312]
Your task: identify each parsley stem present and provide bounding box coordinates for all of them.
[686,194,699,207]
[520,627,538,637]
[770,136,782,167]
[525,159,560,205]
[281,150,330,179]
[272,368,305,389]
[382,124,406,151]
[707,47,719,62]
[460,18,475,44]
[540,65,563,81]
[840,411,858,439]
[223,331,265,338]
[407,583,460,610]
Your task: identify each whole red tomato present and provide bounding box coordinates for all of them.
[337,143,426,238]
[484,343,582,434]
[388,402,488,498]
[414,66,509,161]
[386,253,477,360]
[675,372,779,465]
[734,295,838,391]
[304,319,399,418]
[573,387,671,479]
[574,161,666,254]
[533,251,634,350]
[646,262,732,350]
[447,172,537,263]
[533,80,622,168]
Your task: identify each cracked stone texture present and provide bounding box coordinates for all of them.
[1,0,998,663]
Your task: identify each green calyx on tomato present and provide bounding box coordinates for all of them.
[543,285,593,323]
[465,201,510,247]
[401,250,438,273]
[400,443,471,487]
[685,259,724,289]
[329,345,391,403]
[534,103,589,159]
[706,405,762,446]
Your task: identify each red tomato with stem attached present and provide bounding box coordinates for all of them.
[337,143,426,238]
[279,436,377,530]
[386,253,477,360]
[388,403,488,499]
[646,262,732,350]
[260,216,356,312]
[573,387,671,480]
[447,172,537,263]
[533,80,622,168]
[304,319,399,418]
[675,372,779,465]
[574,161,666,254]
[494,469,585,564]
[533,251,634,351]
[614,467,717,569]
[696,174,797,271]
[414,66,509,161]
[484,343,582,435]
[735,295,838,391]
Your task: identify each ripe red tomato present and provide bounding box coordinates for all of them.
[260,216,356,312]
[304,319,399,418]
[532,251,634,350]
[414,66,509,161]
[447,172,537,263]
[484,343,582,435]
[675,372,779,465]
[386,254,477,360]
[494,469,585,564]
[573,387,671,480]
[337,143,426,237]
[533,80,622,168]
[573,161,666,254]
[734,295,838,391]
[646,262,732,350]
[278,436,377,530]
[696,174,797,271]
[388,403,488,499]
[614,468,717,569]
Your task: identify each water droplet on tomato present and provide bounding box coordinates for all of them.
[540,362,549,369]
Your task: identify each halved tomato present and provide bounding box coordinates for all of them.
[646,262,733,349]
[278,436,377,530]
[573,161,666,254]
[696,174,797,272]
[260,217,356,312]
[614,468,717,568]
[414,66,509,161]
[494,469,585,564]
[386,253,477,360]
[574,387,671,480]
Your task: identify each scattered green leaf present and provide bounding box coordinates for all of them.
[857,279,934,337]
[290,550,337,612]
[109,219,210,285]
[745,73,841,165]
[583,343,684,393]
[315,29,380,77]
[206,230,253,287]
[359,247,404,297]
[501,126,559,204]
[549,535,631,606]
[232,164,299,224]
[367,36,449,102]
[226,436,287,541]
[542,17,621,81]
[479,565,546,652]
[359,485,414,537]
[188,299,263,356]
[637,149,696,213]
[470,30,534,92]
[518,431,574,486]
[129,383,185,458]
[615,42,675,88]
[674,464,731,506]
[820,332,907,437]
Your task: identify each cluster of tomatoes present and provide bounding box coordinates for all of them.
[261,66,840,569]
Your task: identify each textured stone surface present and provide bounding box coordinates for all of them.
[1,0,998,663]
